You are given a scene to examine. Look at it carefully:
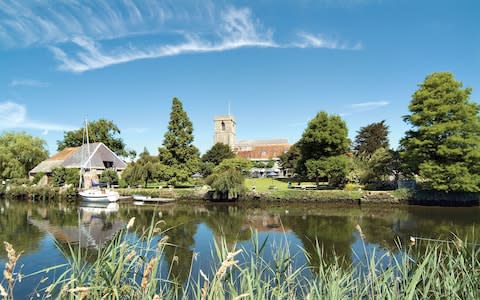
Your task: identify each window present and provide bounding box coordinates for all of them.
[221,121,226,131]
[103,161,113,168]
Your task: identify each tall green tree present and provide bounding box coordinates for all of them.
[299,111,350,161]
[57,119,135,158]
[297,111,350,186]
[0,132,48,179]
[354,121,390,157]
[158,98,200,185]
[400,72,480,192]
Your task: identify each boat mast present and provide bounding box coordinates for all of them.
[85,118,91,170]
[79,119,86,190]
[78,118,92,190]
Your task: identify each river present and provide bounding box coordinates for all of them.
[1,198,479,298]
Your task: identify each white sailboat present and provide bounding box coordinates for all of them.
[78,119,119,203]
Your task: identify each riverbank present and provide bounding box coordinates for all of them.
[0,185,77,201]
[2,185,480,206]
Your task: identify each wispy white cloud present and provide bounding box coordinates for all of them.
[350,101,389,111]
[9,79,49,88]
[0,101,74,132]
[50,7,277,72]
[0,1,363,73]
[293,32,363,50]
[0,0,172,47]
[337,101,389,116]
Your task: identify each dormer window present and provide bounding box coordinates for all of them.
[103,161,113,168]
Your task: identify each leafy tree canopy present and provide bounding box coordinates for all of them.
[217,157,253,175]
[296,111,350,178]
[0,132,48,179]
[279,143,302,172]
[305,155,350,188]
[201,143,235,165]
[400,72,480,192]
[206,158,249,200]
[357,147,394,184]
[57,119,135,158]
[123,148,168,187]
[354,121,389,157]
[299,111,350,160]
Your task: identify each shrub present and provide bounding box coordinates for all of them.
[10,178,31,186]
[51,168,80,188]
[100,169,119,185]
[32,172,45,185]
[206,162,246,200]
[344,183,361,191]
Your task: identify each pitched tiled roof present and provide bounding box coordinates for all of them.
[63,143,127,169]
[29,160,65,174]
[49,147,79,161]
[29,142,127,174]
[236,144,291,160]
[236,139,289,146]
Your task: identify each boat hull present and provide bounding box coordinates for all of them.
[132,194,175,204]
[79,190,119,202]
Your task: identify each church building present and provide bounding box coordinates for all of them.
[213,115,291,177]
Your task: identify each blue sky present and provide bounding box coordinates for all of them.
[1,0,479,156]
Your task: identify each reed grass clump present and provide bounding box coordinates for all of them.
[3,221,480,299]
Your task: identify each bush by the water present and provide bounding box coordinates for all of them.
[1,185,77,201]
[206,158,250,200]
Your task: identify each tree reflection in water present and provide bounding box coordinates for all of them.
[1,198,480,293]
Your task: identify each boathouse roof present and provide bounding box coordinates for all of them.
[29,143,127,175]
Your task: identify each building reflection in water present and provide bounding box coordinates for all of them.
[28,202,124,250]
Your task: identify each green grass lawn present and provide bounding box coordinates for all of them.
[244,178,290,192]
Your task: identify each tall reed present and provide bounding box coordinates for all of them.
[2,221,479,299]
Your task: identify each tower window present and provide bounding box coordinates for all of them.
[221,121,226,131]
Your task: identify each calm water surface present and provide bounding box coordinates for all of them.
[1,198,479,298]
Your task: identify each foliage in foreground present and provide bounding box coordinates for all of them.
[1,219,479,300]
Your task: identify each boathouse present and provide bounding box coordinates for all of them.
[29,142,127,183]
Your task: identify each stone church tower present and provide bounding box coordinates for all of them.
[214,115,236,148]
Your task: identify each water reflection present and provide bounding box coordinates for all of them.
[28,202,124,250]
[1,198,480,298]
[0,199,43,260]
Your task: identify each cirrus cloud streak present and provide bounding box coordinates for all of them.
[0,1,363,73]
